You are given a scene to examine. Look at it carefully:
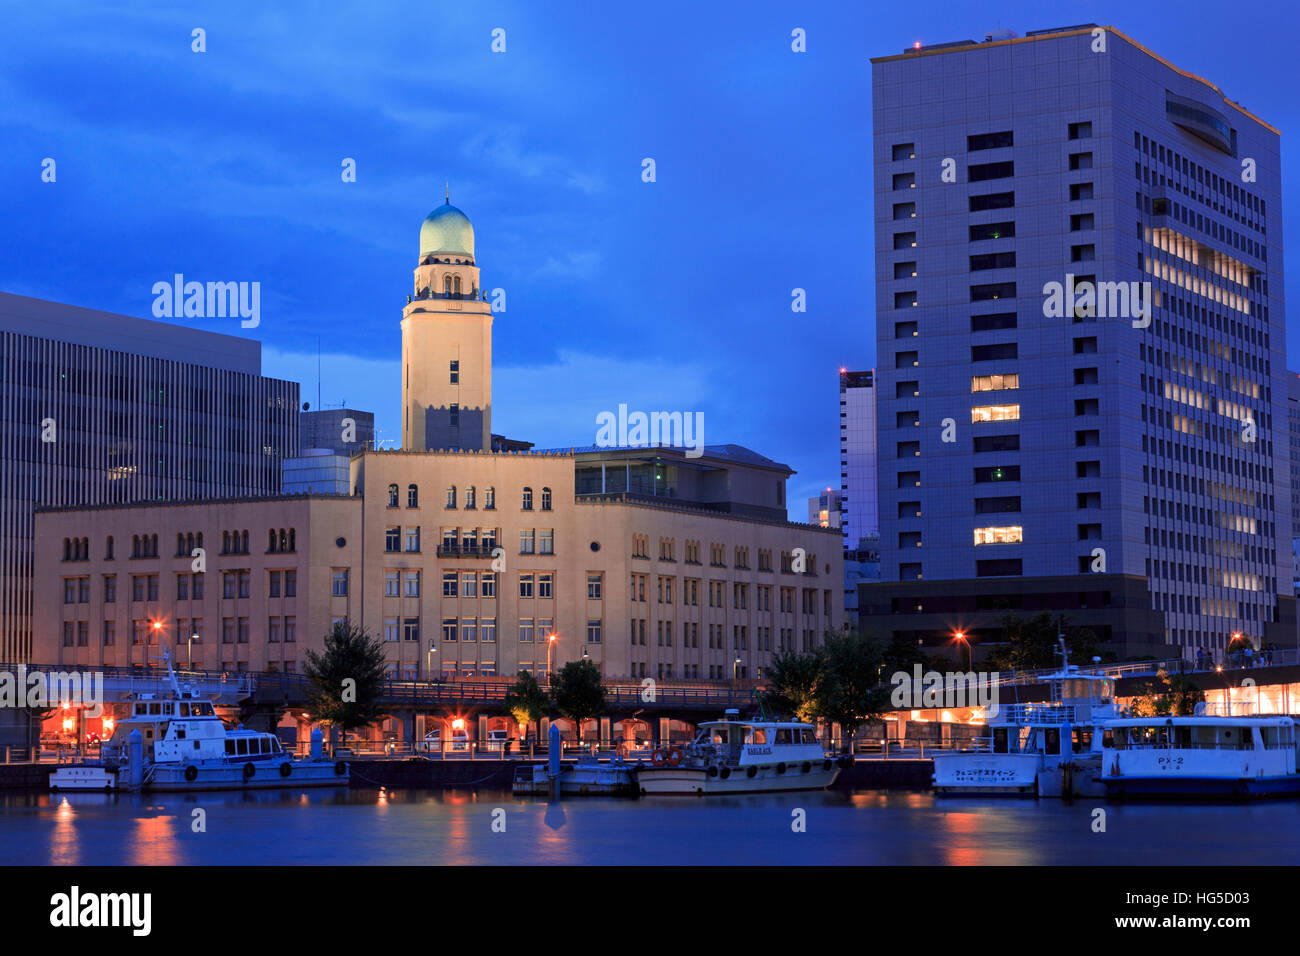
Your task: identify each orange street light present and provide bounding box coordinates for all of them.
[952,630,971,669]
[547,632,558,676]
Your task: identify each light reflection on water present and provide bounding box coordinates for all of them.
[4,788,1300,865]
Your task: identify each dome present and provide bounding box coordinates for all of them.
[420,201,474,258]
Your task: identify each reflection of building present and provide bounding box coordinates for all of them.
[864,25,1292,661]
[808,490,843,529]
[0,292,297,660]
[839,370,877,550]
[36,200,842,680]
[844,533,880,631]
[283,408,376,495]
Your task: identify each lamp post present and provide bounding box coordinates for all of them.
[187,632,198,671]
[952,630,971,670]
[547,633,558,680]
[426,642,438,679]
[733,657,742,680]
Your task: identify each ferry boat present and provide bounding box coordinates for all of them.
[932,647,1116,798]
[48,653,347,792]
[1101,707,1300,800]
[633,710,851,796]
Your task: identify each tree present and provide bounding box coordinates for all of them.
[1130,669,1204,717]
[550,659,605,751]
[815,632,892,752]
[504,670,549,748]
[765,649,825,723]
[302,621,389,752]
[985,612,1099,671]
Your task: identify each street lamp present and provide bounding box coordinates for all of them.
[547,632,558,678]
[426,642,438,678]
[952,630,971,670]
[187,632,198,671]
[733,657,742,680]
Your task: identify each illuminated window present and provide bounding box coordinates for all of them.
[971,404,1020,423]
[973,526,1023,546]
[971,374,1019,392]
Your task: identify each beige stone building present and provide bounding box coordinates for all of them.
[35,446,842,679]
[33,197,843,678]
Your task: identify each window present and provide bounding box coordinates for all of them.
[387,484,399,508]
[891,142,914,160]
[587,573,602,600]
[522,487,533,510]
[383,618,398,642]
[969,160,1014,181]
[445,486,456,509]
[237,572,249,600]
[973,434,1020,453]
[541,487,552,511]
[385,570,399,597]
[443,572,457,597]
[404,571,420,597]
[385,527,400,552]
[449,404,459,426]
[971,374,1018,392]
[405,527,421,552]
[104,575,116,603]
[484,487,495,510]
[969,221,1015,241]
[970,282,1016,302]
[404,619,421,643]
[284,617,296,642]
[974,465,1021,483]
[283,571,295,598]
[408,484,419,508]
[461,619,477,642]
[519,618,534,643]
[538,573,553,599]
[969,191,1014,211]
[968,131,1013,151]
[449,359,459,384]
[974,526,1024,545]
[481,618,497,643]
[519,573,534,598]
[520,529,535,554]
[461,572,477,597]
[970,252,1016,271]
[481,572,496,597]
[332,569,349,596]
[464,486,476,509]
[972,343,1017,361]
[539,529,554,555]
[443,618,457,642]
[970,404,1020,423]
[971,312,1017,332]
[587,620,602,644]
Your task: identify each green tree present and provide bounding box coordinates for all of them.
[504,670,549,749]
[814,632,892,752]
[1130,669,1204,717]
[550,659,605,751]
[765,649,825,723]
[302,621,389,753]
[985,612,1099,671]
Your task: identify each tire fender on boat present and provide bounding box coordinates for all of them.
[243,761,256,780]
[746,766,757,778]
[184,764,199,782]
[334,761,347,776]
[800,761,812,774]
[707,765,719,778]
[279,762,292,778]
[776,762,786,774]
[719,767,731,779]
[822,759,833,772]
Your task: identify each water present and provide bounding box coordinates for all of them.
[3,788,1299,865]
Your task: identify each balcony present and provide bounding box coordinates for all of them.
[435,543,499,558]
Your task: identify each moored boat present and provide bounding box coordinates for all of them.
[1101,709,1300,800]
[634,710,851,796]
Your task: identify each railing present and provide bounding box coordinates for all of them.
[435,544,498,558]
[0,661,256,696]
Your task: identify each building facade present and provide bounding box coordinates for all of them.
[809,490,843,530]
[35,449,842,680]
[865,25,1291,659]
[0,292,297,661]
[839,369,878,551]
[282,408,376,495]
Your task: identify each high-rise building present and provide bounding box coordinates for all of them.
[839,369,878,551]
[808,490,843,529]
[863,25,1291,660]
[282,408,376,495]
[1288,371,1300,594]
[0,292,298,660]
[402,197,493,452]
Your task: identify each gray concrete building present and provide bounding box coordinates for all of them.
[839,369,878,552]
[0,292,298,660]
[863,25,1291,661]
[282,408,376,495]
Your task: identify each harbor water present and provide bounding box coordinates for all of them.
[4,787,1300,865]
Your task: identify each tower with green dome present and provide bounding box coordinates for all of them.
[401,193,493,452]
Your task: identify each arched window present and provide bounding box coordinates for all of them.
[484,486,495,510]
[279,529,288,552]
[541,487,552,511]
[464,486,476,509]
[63,538,71,562]
[444,275,452,294]
[408,483,419,508]
[387,484,399,508]
[177,533,185,557]
[151,534,159,557]
[83,537,90,559]
[445,485,457,509]
[195,532,202,551]
[240,531,248,554]
[132,535,141,559]
[453,275,462,294]
[269,530,278,553]
[289,528,296,552]
[522,487,533,510]
[105,536,114,560]
[186,533,195,555]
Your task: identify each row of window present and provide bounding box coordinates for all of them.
[385,484,554,512]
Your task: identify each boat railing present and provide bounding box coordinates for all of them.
[1113,741,1276,752]
[997,703,1072,724]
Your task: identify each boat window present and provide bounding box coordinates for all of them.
[225,740,236,755]
[180,703,191,716]
[993,728,1008,753]
[271,738,282,752]
[176,727,186,740]
[236,739,248,756]
[747,729,768,745]
[711,730,727,744]
[148,703,160,715]
[260,738,270,754]
[164,703,173,715]
[194,740,201,750]
[775,729,793,745]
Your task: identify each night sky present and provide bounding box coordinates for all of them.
[3,1,1297,518]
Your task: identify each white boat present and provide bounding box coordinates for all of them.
[48,653,347,792]
[1101,707,1300,799]
[932,647,1116,798]
[634,710,850,796]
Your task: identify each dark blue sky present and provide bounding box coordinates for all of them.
[3,1,1297,518]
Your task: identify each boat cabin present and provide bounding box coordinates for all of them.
[692,720,825,767]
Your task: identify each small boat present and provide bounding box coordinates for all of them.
[932,645,1116,798]
[1101,708,1300,800]
[48,652,347,792]
[633,709,851,796]
[512,756,637,797]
